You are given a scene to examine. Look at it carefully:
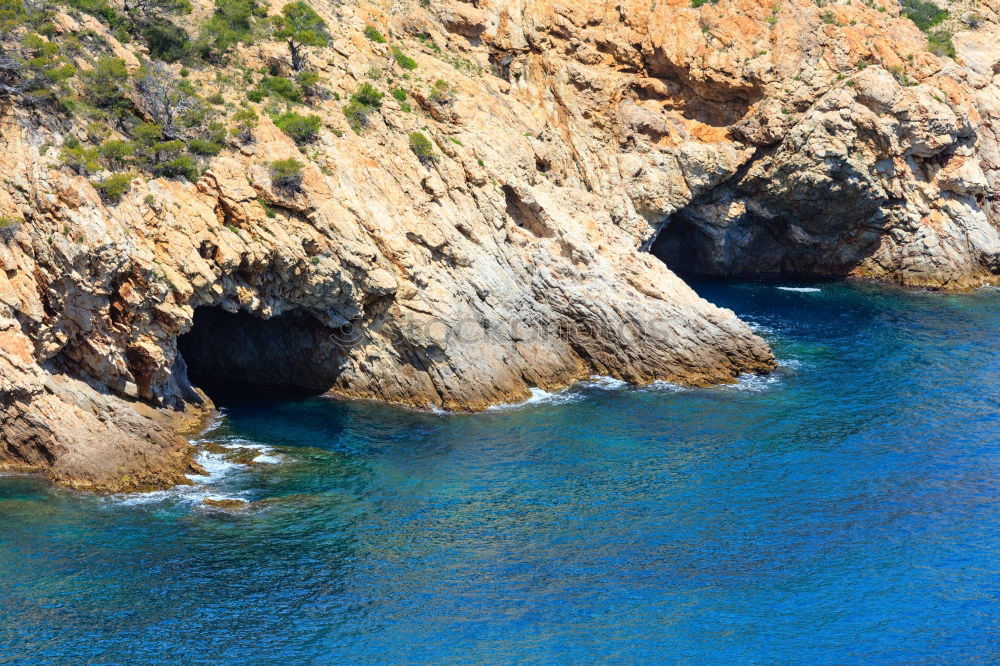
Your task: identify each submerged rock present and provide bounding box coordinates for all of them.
[202,498,250,510]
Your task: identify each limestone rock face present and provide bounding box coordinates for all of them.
[2,0,998,489]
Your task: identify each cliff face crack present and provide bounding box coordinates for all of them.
[176,307,346,400]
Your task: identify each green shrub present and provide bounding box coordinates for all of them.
[232,106,259,142]
[247,88,264,102]
[352,82,383,107]
[391,46,417,70]
[273,1,329,71]
[62,144,100,174]
[391,88,411,111]
[66,0,128,31]
[205,121,227,144]
[296,69,319,93]
[0,216,22,229]
[162,154,200,181]
[269,157,304,190]
[94,172,134,202]
[189,138,223,155]
[140,19,190,61]
[273,111,322,143]
[83,56,129,110]
[98,139,135,166]
[197,0,264,60]
[12,33,76,100]
[341,83,385,132]
[122,0,191,28]
[408,131,435,164]
[901,0,947,31]
[342,100,370,132]
[428,78,454,105]
[257,197,276,217]
[691,0,718,7]
[259,75,301,102]
[132,122,164,148]
[927,29,955,58]
[363,25,386,43]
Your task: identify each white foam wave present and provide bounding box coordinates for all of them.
[723,371,781,392]
[215,438,273,452]
[644,380,686,392]
[777,286,822,293]
[107,478,248,509]
[580,375,630,390]
[200,435,288,463]
[188,411,226,444]
[105,427,282,509]
[640,359,801,395]
[487,386,582,411]
[523,387,580,406]
[466,356,807,412]
[185,450,241,484]
[745,320,776,335]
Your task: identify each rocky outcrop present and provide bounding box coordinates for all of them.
[1,0,998,490]
[625,0,1000,288]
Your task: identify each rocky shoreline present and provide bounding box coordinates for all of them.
[2,0,999,491]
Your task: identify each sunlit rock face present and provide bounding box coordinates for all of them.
[2,0,999,489]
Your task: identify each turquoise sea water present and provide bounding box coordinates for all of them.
[2,281,999,664]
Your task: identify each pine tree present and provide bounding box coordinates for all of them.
[272,1,328,71]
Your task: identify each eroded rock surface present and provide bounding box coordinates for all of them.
[2,0,998,489]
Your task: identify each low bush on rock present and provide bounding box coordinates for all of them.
[270,157,304,190]
[428,78,454,105]
[94,172,134,202]
[391,47,417,70]
[363,25,386,43]
[273,111,322,143]
[342,83,383,132]
[232,107,259,143]
[409,131,435,164]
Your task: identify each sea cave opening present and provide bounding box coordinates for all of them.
[647,210,723,277]
[648,196,887,282]
[176,306,345,405]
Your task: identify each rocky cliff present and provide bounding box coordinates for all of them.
[1,0,997,490]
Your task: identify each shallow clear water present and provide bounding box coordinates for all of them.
[2,281,999,664]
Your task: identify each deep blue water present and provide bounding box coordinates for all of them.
[2,281,999,664]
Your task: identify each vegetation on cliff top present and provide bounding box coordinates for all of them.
[900,0,955,58]
[0,0,465,204]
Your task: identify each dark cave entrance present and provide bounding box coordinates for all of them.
[646,207,785,279]
[648,183,890,281]
[177,307,346,405]
[648,211,723,277]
